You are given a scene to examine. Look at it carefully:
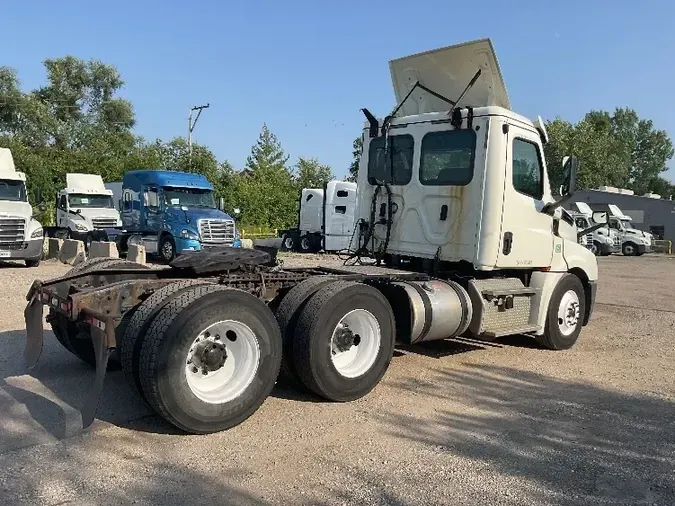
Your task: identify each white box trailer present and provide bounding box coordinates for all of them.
[280,180,357,253]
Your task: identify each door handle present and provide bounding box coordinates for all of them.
[439,205,448,221]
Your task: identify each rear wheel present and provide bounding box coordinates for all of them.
[274,276,338,385]
[293,280,395,401]
[121,279,213,400]
[299,234,313,253]
[536,273,585,350]
[282,234,296,252]
[589,241,600,256]
[138,286,282,434]
[159,234,176,262]
[25,259,41,268]
[49,258,150,369]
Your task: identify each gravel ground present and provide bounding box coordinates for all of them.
[0,253,673,505]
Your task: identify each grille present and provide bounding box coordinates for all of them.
[613,234,621,247]
[92,218,119,229]
[585,233,593,244]
[0,218,26,244]
[198,219,235,244]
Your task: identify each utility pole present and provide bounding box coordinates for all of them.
[188,103,210,163]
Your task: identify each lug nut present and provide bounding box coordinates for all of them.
[204,332,210,338]
[192,367,198,373]
[215,334,220,340]
[202,369,208,375]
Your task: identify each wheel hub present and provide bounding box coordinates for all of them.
[188,333,228,374]
[333,324,361,353]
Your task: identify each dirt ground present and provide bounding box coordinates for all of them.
[0,253,673,505]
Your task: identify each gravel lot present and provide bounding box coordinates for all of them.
[0,253,673,505]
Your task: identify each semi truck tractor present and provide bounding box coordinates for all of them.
[587,203,653,255]
[280,180,358,253]
[22,38,599,435]
[0,148,44,267]
[45,173,123,250]
[569,202,620,256]
[110,169,242,262]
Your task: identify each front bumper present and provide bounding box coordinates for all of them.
[0,238,43,261]
[584,280,597,325]
[175,237,242,254]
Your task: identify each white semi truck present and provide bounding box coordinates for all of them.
[0,148,44,267]
[46,173,122,250]
[23,38,600,435]
[280,180,357,253]
[569,202,620,256]
[585,203,653,255]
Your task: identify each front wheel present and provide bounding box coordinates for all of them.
[589,241,600,256]
[25,259,41,268]
[293,280,395,401]
[159,235,176,262]
[138,286,282,434]
[536,274,586,350]
[622,242,638,256]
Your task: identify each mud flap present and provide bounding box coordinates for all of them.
[24,296,44,369]
[80,325,112,429]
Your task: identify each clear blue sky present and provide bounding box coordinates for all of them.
[3,0,674,183]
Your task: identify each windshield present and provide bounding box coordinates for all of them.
[0,179,27,202]
[620,219,635,229]
[68,193,114,208]
[162,186,216,208]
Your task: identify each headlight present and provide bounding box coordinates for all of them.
[181,229,200,240]
[30,228,43,239]
[75,223,88,231]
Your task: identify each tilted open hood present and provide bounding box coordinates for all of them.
[389,38,510,117]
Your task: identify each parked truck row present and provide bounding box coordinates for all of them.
[23,38,601,436]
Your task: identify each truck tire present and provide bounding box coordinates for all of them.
[159,234,176,263]
[299,234,313,253]
[622,242,638,256]
[590,241,600,256]
[25,259,41,268]
[138,286,282,434]
[536,273,586,351]
[121,279,213,401]
[281,233,296,252]
[274,276,338,385]
[49,258,149,370]
[293,280,395,402]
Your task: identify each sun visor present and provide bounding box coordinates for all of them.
[389,38,510,117]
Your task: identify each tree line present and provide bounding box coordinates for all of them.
[2,56,673,231]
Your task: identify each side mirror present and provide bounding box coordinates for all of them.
[34,188,42,204]
[560,156,578,196]
[592,211,607,224]
[38,202,47,212]
[219,197,225,211]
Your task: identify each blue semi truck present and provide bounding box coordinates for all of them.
[107,170,241,262]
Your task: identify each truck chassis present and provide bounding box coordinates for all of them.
[24,247,431,433]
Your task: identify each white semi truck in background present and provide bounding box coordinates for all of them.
[280,180,357,253]
[23,38,601,436]
[45,173,123,250]
[0,148,44,267]
[585,203,653,255]
[569,202,620,256]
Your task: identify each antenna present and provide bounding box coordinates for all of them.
[188,103,210,163]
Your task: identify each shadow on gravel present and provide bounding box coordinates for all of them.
[378,364,675,506]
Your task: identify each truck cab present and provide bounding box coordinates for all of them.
[55,173,122,248]
[352,38,598,342]
[570,202,620,256]
[588,203,653,255]
[0,148,44,267]
[117,170,241,261]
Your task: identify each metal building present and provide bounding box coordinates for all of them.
[568,187,675,242]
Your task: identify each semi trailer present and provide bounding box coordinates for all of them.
[22,38,599,435]
[279,180,358,253]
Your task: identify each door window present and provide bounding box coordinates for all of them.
[512,139,543,200]
[143,187,159,209]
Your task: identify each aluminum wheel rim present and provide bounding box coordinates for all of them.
[301,238,310,250]
[557,290,580,336]
[284,237,293,249]
[185,320,261,404]
[330,309,381,378]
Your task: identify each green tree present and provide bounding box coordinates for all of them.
[294,156,334,190]
[346,135,362,182]
[236,124,297,229]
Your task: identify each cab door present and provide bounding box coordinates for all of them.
[496,123,554,268]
